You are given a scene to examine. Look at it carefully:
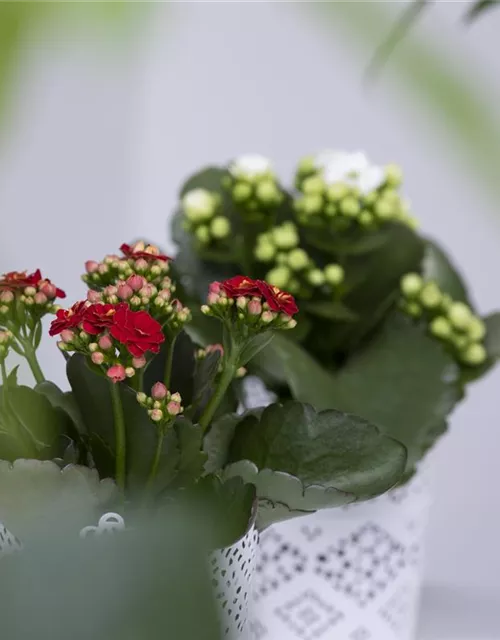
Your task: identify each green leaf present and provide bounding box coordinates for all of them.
[6,365,19,386]
[190,351,221,416]
[465,0,499,22]
[229,401,407,498]
[238,331,274,366]
[303,226,389,256]
[422,237,470,303]
[302,300,358,322]
[178,166,228,198]
[169,418,207,489]
[270,313,462,473]
[35,381,86,435]
[0,384,70,461]
[484,312,500,360]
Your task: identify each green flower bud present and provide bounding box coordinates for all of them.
[287,248,309,271]
[195,225,210,245]
[254,241,276,263]
[385,163,403,187]
[256,179,281,204]
[272,223,299,250]
[420,282,442,309]
[359,211,375,227]
[232,182,253,202]
[303,194,323,215]
[325,203,338,217]
[266,266,291,289]
[182,188,217,222]
[287,278,300,294]
[308,268,325,287]
[461,343,487,366]
[452,334,469,350]
[448,301,473,331]
[210,216,231,239]
[340,196,361,218]
[430,316,452,340]
[400,273,423,298]
[297,155,316,175]
[404,301,422,318]
[324,264,345,286]
[275,252,289,265]
[363,191,378,206]
[374,198,395,220]
[468,317,486,341]
[326,183,349,202]
[302,175,325,195]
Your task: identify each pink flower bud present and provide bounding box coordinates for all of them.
[98,264,109,275]
[0,291,14,303]
[98,335,113,350]
[139,284,155,298]
[106,364,126,383]
[34,292,48,305]
[127,275,146,291]
[85,260,99,274]
[167,401,182,416]
[39,281,57,298]
[104,285,118,297]
[170,392,182,403]
[151,382,168,400]
[91,352,105,365]
[132,356,146,369]
[247,300,262,315]
[236,296,248,310]
[207,292,219,305]
[135,258,148,272]
[87,290,101,303]
[209,282,221,295]
[206,344,224,356]
[261,311,274,323]
[149,409,163,422]
[24,286,36,296]
[117,284,133,300]
[61,329,75,344]
[158,289,171,301]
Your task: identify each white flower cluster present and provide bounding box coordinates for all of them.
[314,150,386,195]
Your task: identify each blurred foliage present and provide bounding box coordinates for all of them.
[313,2,500,203]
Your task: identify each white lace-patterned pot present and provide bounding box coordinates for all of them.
[249,470,431,640]
[0,510,259,639]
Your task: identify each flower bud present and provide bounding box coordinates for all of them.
[96,335,112,351]
[236,296,248,310]
[256,180,281,204]
[461,343,487,366]
[117,284,133,300]
[325,183,349,202]
[302,175,325,195]
[254,241,276,263]
[136,392,147,405]
[131,356,146,369]
[287,248,309,271]
[210,216,231,239]
[130,295,141,307]
[61,329,75,344]
[183,188,217,221]
[34,292,48,305]
[177,308,191,323]
[91,352,105,365]
[272,223,299,250]
[266,266,291,289]
[24,286,36,296]
[209,282,221,295]
[85,260,99,274]
[195,225,210,245]
[400,273,423,298]
[170,392,182,403]
[0,290,14,304]
[448,302,473,331]
[261,311,274,323]
[303,194,323,215]
[151,382,168,400]
[149,408,164,422]
[107,364,126,383]
[127,275,145,292]
[232,182,252,203]
[420,282,442,309]
[430,316,452,340]
[89,343,99,353]
[139,284,155,299]
[150,265,162,277]
[201,305,210,315]
[39,281,57,298]
[340,196,360,217]
[207,292,220,305]
[468,317,486,341]
[87,290,101,303]
[236,366,247,378]
[166,401,182,416]
[324,264,345,286]
[374,198,394,220]
[57,341,68,351]
[247,299,262,316]
[287,318,297,329]
[135,258,148,273]
[125,367,135,378]
[308,269,326,287]
[385,163,403,187]
[98,264,109,275]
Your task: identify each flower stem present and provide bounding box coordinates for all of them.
[0,359,7,386]
[22,341,45,384]
[146,429,165,491]
[199,352,238,434]
[109,381,127,491]
[163,333,177,389]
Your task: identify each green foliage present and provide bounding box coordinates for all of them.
[422,238,470,303]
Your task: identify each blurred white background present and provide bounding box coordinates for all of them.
[1,3,499,638]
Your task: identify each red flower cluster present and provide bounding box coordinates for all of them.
[49,301,164,357]
[219,275,298,317]
[120,241,171,263]
[0,269,65,298]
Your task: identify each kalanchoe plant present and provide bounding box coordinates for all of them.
[0,243,407,534]
[172,151,500,481]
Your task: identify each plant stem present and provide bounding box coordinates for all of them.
[0,359,7,386]
[146,429,165,491]
[109,381,127,492]
[22,341,45,384]
[163,333,177,388]
[199,355,238,434]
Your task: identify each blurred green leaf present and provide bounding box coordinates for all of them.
[422,238,471,303]
[465,0,500,22]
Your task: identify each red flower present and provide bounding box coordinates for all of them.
[0,269,65,298]
[221,276,262,299]
[120,242,170,262]
[82,303,122,335]
[258,281,299,317]
[110,305,164,357]
[49,301,88,336]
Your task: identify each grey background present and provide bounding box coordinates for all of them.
[1,4,499,637]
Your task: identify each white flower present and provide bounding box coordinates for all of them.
[356,165,385,195]
[322,150,370,184]
[229,154,272,178]
[313,149,347,170]
[182,188,216,221]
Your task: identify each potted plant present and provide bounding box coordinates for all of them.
[170,151,500,640]
[0,241,407,638]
